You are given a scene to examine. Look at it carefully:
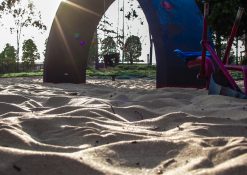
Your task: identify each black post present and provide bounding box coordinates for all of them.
[149,33,153,65]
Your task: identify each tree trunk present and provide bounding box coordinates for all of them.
[235,37,239,65]
[130,53,133,64]
[215,32,222,58]
[245,34,247,56]
[16,30,19,72]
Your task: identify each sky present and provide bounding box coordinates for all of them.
[0,0,155,63]
[0,0,61,62]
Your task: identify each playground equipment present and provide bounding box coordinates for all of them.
[103,53,120,68]
[201,3,246,98]
[44,0,204,87]
[176,2,247,98]
[174,49,214,89]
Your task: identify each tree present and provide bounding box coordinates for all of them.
[123,0,148,63]
[43,38,48,59]
[0,43,16,73]
[0,0,46,68]
[0,51,4,73]
[97,16,116,37]
[101,36,117,56]
[22,39,40,71]
[196,0,247,58]
[97,0,145,63]
[88,31,99,67]
[124,35,142,64]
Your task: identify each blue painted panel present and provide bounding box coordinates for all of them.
[138,0,204,87]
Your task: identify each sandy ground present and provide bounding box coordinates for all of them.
[0,77,247,175]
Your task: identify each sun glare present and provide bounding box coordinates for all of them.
[54,17,79,75]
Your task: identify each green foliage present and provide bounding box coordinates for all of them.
[1,43,16,63]
[124,35,142,64]
[101,36,117,56]
[196,0,246,36]
[210,1,246,37]
[22,39,40,71]
[0,65,156,79]
[117,64,156,70]
[196,0,247,59]
[43,38,48,58]
[0,43,16,73]
[230,71,243,80]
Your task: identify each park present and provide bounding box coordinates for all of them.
[0,0,247,174]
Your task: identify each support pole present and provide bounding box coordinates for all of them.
[223,7,244,64]
[149,33,153,65]
[199,2,209,79]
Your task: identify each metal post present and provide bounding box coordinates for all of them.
[122,0,125,63]
[149,33,153,65]
[199,2,209,79]
[236,37,239,64]
[117,0,120,53]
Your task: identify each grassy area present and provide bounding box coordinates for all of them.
[87,64,156,79]
[0,65,244,82]
[0,71,43,78]
[231,71,244,80]
[0,64,156,79]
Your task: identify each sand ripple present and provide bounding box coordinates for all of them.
[0,77,246,175]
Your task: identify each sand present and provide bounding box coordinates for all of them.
[0,77,246,175]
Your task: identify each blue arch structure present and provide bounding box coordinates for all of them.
[44,0,205,88]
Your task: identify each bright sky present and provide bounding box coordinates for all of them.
[0,0,61,62]
[0,0,154,63]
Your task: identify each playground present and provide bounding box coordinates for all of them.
[0,0,247,174]
[44,0,247,98]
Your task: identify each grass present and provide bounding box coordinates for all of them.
[0,65,244,82]
[230,71,244,80]
[0,71,43,78]
[0,64,156,79]
[87,64,156,79]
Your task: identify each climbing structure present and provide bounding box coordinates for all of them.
[44,0,204,88]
